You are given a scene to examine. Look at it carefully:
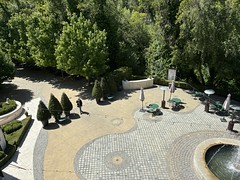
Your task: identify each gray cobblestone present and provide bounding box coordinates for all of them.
[74,105,236,179]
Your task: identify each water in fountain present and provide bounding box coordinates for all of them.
[205,144,240,180]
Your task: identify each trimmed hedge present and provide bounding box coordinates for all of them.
[2,121,22,134]
[0,100,17,116]
[154,78,191,90]
[0,116,32,167]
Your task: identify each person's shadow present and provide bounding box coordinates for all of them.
[81,111,90,116]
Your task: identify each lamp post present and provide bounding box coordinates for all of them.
[204,89,215,112]
[160,86,169,108]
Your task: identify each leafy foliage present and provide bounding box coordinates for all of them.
[92,80,102,103]
[60,92,73,116]
[55,14,108,80]
[48,94,63,121]
[0,51,15,84]
[37,100,51,124]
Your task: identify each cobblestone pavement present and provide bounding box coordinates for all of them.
[74,105,237,180]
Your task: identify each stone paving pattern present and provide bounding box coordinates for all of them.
[74,105,234,180]
[1,68,240,180]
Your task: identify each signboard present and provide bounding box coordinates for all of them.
[168,69,176,80]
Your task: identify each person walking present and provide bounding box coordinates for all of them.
[76,98,83,114]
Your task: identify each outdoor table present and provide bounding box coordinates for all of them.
[148,103,159,109]
[160,86,169,108]
[227,104,240,131]
[204,89,215,112]
[169,98,181,108]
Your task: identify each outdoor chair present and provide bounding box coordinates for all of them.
[152,108,163,117]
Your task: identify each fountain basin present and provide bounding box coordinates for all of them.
[194,138,240,180]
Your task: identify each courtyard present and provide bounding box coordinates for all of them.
[1,67,240,180]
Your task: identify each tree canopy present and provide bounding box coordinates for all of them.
[0,0,240,95]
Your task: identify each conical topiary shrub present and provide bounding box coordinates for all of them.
[60,92,73,117]
[92,80,102,103]
[48,94,63,122]
[37,100,51,127]
[100,77,109,100]
[107,75,117,94]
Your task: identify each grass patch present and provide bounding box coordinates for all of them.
[0,116,32,167]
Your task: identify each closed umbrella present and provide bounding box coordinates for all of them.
[139,87,145,111]
[223,94,231,111]
[169,80,175,100]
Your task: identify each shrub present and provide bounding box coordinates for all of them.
[111,66,133,86]
[92,80,102,103]
[0,99,17,116]
[0,151,6,160]
[60,92,73,116]
[37,100,51,127]
[48,94,63,121]
[2,120,22,134]
[100,77,109,99]
[106,75,117,94]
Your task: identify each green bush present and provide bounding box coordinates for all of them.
[100,77,109,99]
[0,99,17,116]
[111,66,133,86]
[60,92,73,116]
[92,80,102,103]
[37,100,51,127]
[48,94,63,121]
[0,116,31,167]
[106,75,117,94]
[0,151,6,160]
[2,120,22,134]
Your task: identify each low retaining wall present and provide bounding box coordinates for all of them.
[0,101,23,125]
[122,78,154,90]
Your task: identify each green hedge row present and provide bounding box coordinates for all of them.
[154,77,191,90]
[0,116,32,167]
[0,100,17,116]
[2,121,22,134]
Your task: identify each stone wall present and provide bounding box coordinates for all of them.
[0,101,23,126]
[122,78,154,90]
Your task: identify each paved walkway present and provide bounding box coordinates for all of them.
[1,68,240,180]
[2,98,42,180]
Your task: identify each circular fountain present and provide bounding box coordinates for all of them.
[194,138,240,179]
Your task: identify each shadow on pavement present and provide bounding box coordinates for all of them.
[15,67,91,96]
[0,83,33,104]
[69,113,80,119]
[43,123,59,130]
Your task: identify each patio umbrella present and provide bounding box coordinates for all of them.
[139,87,145,111]
[169,80,175,100]
[223,94,231,111]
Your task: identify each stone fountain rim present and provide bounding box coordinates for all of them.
[194,138,240,180]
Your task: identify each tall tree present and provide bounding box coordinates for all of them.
[173,0,240,86]
[0,51,15,84]
[55,14,108,80]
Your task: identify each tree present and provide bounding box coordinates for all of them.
[37,100,51,127]
[173,0,240,87]
[60,92,73,116]
[92,80,102,103]
[26,11,59,67]
[55,13,109,80]
[0,51,15,84]
[100,77,109,99]
[48,94,63,122]
[107,75,117,94]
